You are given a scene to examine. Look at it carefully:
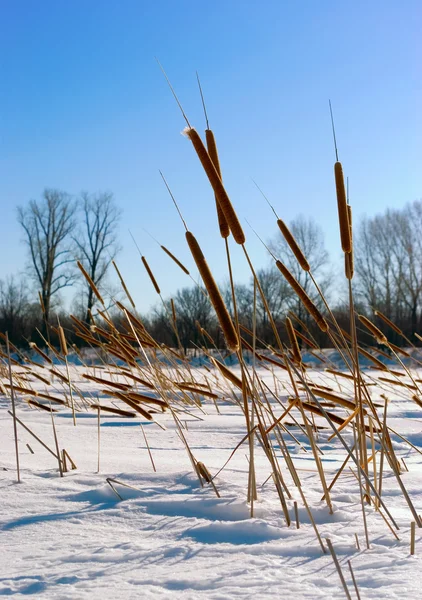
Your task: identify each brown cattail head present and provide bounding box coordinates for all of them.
[183,127,245,245]
[358,314,387,344]
[161,246,190,275]
[141,256,160,295]
[186,231,239,351]
[334,162,352,253]
[374,310,403,336]
[276,261,328,332]
[285,317,301,363]
[345,252,354,280]
[77,261,104,305]
[277,219,310,271]
[112,261,136,308]
[344,204,354,279]
[171,298,177,323]
[58,325,68,356]
[205,129,230,239]
[38,291,45,314]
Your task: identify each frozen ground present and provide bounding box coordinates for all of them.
[1,365,422,599]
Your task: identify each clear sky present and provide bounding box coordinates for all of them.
[0,0,420,314]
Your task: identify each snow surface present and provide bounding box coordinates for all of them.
[1,364,422,599]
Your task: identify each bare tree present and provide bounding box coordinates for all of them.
[173,286,214,353]
[73,191,121,322]
[0,276,31,344]
[17,189,77,326]
[355,200,422,338]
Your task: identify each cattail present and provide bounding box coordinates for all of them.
[141,256,160,294]
[171,299,177,323]
[345,205,354,279]
[91,404,136,418]
[210,357,243,389]
[58,325,68,357]
[277,220,310,271]
[310,388,361,412]
[183,127,245,244]
[358,315,387,344]
[77,261,104,305]
[177,383,219,399]
[334,162,351,253]
[38,291,45,314]
[374,310,402,337]
[186,231,239,351]
[29,342,53,364]
[276,261,328,332]
[197,461,212,483]
[161,246,190,275]
[205,129,230,238]
[345,252,354,280]
[358,347,387,370]
[285,317,301,363]
[293,328,319,350]
[112,261,136,308]
[378,377,417,390]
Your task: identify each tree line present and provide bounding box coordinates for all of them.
[1,189,421,350]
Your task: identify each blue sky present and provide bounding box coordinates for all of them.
[0,0,420,314]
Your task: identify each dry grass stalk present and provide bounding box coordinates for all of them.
[183,128,245,244]
[186,231,239,351]
[50,410,63,477]
[141,256,161,294]
[294,501,300,528]
[334,162,351,253]
[277,219,310,271]
[411,521,416,555]
[205,129,230,238]
[347,560,361,600]
[6,334,20,483]
[325,538,352,600]
[276,261,328,332]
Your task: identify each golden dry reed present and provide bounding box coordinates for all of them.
[77,261,104,305]
[334,162,351,253]
[184,127,245,244]
[141,256,161,294]
[358,315,387,344]
[277,219,310,271]
[186,231,239,351]
[205,129,230,238]
[161,246,190,275]
[276,261,328,332]
[285,317,302,363]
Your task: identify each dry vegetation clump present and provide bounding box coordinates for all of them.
[1,76,422,593]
